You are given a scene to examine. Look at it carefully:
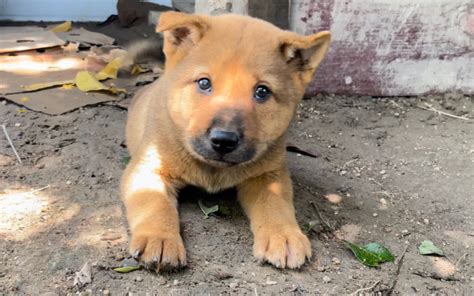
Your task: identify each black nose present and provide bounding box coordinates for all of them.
[209,129,240,154]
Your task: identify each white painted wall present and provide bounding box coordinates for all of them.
[0,0,118,21]
[0,0,174,22]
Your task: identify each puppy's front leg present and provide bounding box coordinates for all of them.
[238,167,311,269]
[121,146,186,269]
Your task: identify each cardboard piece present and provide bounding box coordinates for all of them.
[4,87,118,115]
[0,50,105,95]
[56,28,115,46]
[0,27,65,53]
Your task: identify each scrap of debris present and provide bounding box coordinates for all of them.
[0,19,163,115]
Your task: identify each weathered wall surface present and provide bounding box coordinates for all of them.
[291,0,474,96]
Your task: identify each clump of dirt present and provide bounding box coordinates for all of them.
[1,93,472,294]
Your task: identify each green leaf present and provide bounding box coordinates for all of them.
[121,156,131,165]
[418,240,444,256]
[113,265,142,273]
[218,205,232,216]
[198,199,219,219]
[303,220,320,233]
[364,242,395,262]
[345,241,395,267]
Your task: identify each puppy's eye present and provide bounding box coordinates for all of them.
[254,85,271,103]
[197,78,212,92]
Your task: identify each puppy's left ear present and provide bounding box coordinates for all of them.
[280,31,331,85]
[156,11,209,67]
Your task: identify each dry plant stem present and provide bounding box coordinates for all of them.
[455,253,468,268]
[387,244,409,295]
[418,103,471,121]
[309,201,334,231]
[1,124,22,164]
[30,185,51,194]
[350,280,381,296]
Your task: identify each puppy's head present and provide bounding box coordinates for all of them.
[157,12,330,167]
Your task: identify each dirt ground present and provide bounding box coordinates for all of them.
[1,92,472,295]
[1,19,473,295]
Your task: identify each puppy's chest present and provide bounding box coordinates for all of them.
[179,166,247,193]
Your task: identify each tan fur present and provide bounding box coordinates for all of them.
[121,11,330,270]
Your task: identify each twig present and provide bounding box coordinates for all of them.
[29,185,50,194]
[387,244,409,295]
[350,280,381,296]
[418,103,471,121]
[1,124,22,164]
[455,253,468,269]
[309,201,334,231]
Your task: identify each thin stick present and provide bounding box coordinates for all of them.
[387,244,409,295]
[350,280,381,296]
[29,185,51,194]
[418,103,471,121]
[455,253,468,269]
[1,124,22,164]
[309,201,334,231]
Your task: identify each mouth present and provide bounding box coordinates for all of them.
[189,137,256,168]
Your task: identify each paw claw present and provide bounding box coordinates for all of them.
[129,232,186,271]
[253,226,311,269]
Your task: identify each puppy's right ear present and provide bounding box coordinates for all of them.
[156,11,209,67]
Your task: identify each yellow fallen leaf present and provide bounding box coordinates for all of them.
[62,84,75,90]
[96,58,122,80]
[20,97,30,103]
[17,108,27,114]
[75,71,108,92]
[108,87,127,94]
[22,80,75,92]
[50,21,72,33]
[131,65,147,75]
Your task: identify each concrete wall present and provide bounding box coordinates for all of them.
[291,0,473,96]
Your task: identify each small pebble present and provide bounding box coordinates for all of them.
[135,276,143,282]
[325,194,343,204]
[229,282,239,289]
[265,280,277,286]
[103,290,110,295]
[173,279,179,286]
[332,257,341,265]
[373,213,378,217]
[322,276,331,283]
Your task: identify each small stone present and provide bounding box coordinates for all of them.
[322,276,331,283]
[325,194,343,204]
[103,290,110,295]
[265,280,277,286]
[229,282,239,289]
[394,112,400,117]
[317,265,327,272]
[373,213,378,217]
[332,257,341,265]
[173,279,179,286]
[135,276,143,282]
[66,180,72,185]
[423,218,429,225]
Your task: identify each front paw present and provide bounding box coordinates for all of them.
[253,225,311,269]
[129,228,186,270]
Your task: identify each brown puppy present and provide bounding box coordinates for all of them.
[121,11,330,270]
